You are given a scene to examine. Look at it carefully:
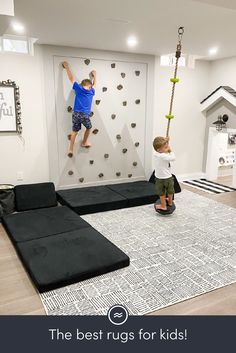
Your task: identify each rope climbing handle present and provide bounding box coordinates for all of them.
[165,26,184,138]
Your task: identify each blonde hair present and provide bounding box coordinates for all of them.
[153,136,168,151]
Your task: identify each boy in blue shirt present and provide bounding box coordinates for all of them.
[63,61,96,157]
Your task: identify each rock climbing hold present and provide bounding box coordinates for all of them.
[104,154,109,159]
[79,178,84,183]
[135,99,141,104]
[116,134,121,140]
[117,84,123,90]
[135,71,140,76]
[131,123,136,128]
[133,162,138,166]
[96,100,101,105]
[116,172,121,177]
[99,173,104,178]
[102,87,107,92]
[90,111,94,117]
[68,134,71,141]
[111,114,116,120]
[92,129,99,134]
[128,174,132,178]
[89,160,94,164]
[84,59,90,65]
[111,63,116,68]
[135,142,140,147]
[121,73,126,78]
[67,106,72,112]
[68,170,74,176]
[122,148,128,154]
[123,101,127,106]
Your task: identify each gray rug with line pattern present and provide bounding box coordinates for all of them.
[40,189,236,315]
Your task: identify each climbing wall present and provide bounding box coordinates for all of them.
[53,56,147,188]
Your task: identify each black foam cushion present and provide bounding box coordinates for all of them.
[2,206,90,243]
[107,181,157,207]
[16,228,130,292]
[15,182,57,211]
[57,186,128,215]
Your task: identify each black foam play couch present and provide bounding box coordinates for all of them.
[2,183,129,292]
[57,180,159,215]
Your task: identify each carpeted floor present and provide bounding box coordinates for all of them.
[40,189,236,315]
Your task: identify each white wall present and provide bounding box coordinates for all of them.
[0,45,49,185]
[153,57,210,179]
[208,57,236,91]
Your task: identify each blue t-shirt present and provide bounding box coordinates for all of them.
[73,82,95,114]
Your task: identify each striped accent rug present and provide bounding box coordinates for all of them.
[182,179,236,194]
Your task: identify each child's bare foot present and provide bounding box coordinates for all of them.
[81,142,91,148]
[155,204,167,211]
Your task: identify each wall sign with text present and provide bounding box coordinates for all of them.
[0,80,22,134]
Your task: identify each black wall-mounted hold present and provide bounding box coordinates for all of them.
[116,134,121,140]
[90,111,94,117]
[92,129,99,134]
[117,85,123,90]
[102,87,107,92]
[135,142,140,147]
[131,123,136,128]
[133,162,138,166]
[98,173,104,178]
[111,114,116,120]
[128,174,132,178]
[123,101,127,106]
[84,59,90,65]
[104,154,109,159]
[111,63,116,68]
[135,71,140,76]
[116,172,121,177]
[122,148,128,154]
[135,99,141,104]
[79,178,84,183]
[68,171,74,176]
[67,106,72,112]
[89,160,94,165]
[95,100,101,105]
[121,73,126,78]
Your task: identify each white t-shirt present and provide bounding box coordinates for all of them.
[154,152,176,179]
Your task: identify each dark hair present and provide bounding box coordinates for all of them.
[81,79,93,87]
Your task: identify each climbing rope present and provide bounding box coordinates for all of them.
[165,26,184,138]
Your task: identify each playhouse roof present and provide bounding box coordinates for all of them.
[200,86,236,113]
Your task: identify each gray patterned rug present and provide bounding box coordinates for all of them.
[40,190,236,315]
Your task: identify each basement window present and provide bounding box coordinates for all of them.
[160,54,186,67]
[0,35,37,55]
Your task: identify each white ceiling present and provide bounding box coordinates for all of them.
[2,0,236,60]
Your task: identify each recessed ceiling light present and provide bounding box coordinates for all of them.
[209,47,218,56]
[12,22,25,33]
[127,36,138,47]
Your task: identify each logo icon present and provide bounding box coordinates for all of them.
[107,304,129,325]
